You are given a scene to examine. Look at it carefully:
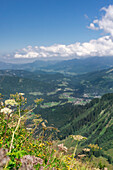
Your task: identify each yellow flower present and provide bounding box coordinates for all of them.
[88,144,101,150]
[39,143,45,147]
[34,98,43,104]
[67,157,71,160]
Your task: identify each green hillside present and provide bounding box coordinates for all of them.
[59,94,113,158]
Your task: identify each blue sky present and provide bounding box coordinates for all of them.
[1,0,113,62]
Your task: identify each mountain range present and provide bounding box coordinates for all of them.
[1,56,113,74]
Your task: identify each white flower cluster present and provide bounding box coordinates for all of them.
[5,99,18,106]
[70,135,87,141]
[1,107,12,115]
[19,93,25,96]
[82,148,90,152]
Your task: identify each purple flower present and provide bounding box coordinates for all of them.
[19,155,43,170]
[58,143,67,152]
[0,148,10,168]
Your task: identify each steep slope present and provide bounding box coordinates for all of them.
[60,93,113,151]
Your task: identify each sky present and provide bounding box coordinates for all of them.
[1,0,113,62]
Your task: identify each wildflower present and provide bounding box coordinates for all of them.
[41,122,46,128]
[82,148,90,152]
[19,155,43,170]
[0,148,10,168]
[34,98,43,105]
[58,143,68,152]
[88,144,102,150]
[39,143,45,147]
[26,127,32,130]
[19,93,25,96]
[70,135,87,141]
[78,154,86,158]
[1,102,3,106]
[1,107,12,115]
[5,99,18,106]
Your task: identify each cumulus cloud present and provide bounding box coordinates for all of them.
[13,5,113,60]
[88,22,99,30]
[88,5,113,37]
[14,35,113,59]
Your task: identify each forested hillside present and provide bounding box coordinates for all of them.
[60,94,113,154]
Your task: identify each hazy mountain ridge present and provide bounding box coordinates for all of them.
[42,57,113,74]
[1,56,113,74]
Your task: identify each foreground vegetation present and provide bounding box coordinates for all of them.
[0,93,109,169]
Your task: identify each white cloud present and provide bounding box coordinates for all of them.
[14,35,113,59]
[15,52,39,58]
[13,5,113,60]
[88,23,99,30]
[88,5,113,37]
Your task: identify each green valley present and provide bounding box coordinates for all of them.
[0,67,113,168]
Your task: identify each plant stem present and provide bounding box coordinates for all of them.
[5,106,21,169]
[2,114,10,147]
[72,141,78,159]
[4,105,37,169]
[70,140,79,170]
[9,105,21,152]
[9,117,21,153]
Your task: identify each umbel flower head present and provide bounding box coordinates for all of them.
[70,135,87,141]
[5,99,18,106]
[1,107,12,115]
[10,92,27,104]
